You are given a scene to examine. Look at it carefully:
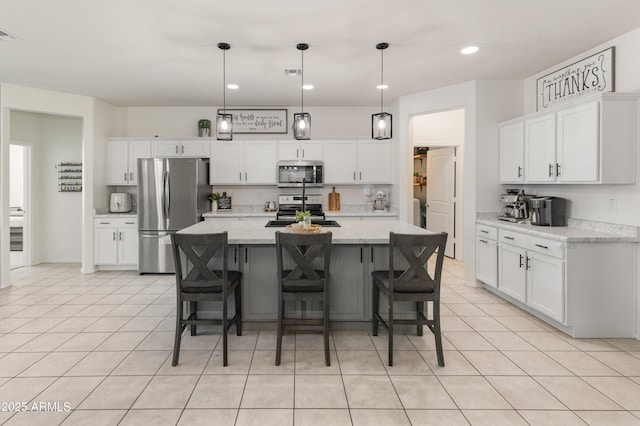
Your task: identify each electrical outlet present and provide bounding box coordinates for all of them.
[608,198,617,213]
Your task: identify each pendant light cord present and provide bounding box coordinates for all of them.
[301,48,304,113]
[223,48,226,115]
[380,47,384,112]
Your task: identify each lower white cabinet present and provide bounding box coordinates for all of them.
[498,243,527,302]
[95,218,138,267]
[476,225,498,288]
[526,251,564,323]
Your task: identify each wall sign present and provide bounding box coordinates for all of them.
[217,108,288,134]
[537,47,615,111]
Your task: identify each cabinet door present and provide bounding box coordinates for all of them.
[329,247,365,320]
[106,140,129,185]
[244,141,277,184]
[243,247,278,320]
[324,141,358,184]
[118,227,139,265]
[498,244,527,302]
[524,114,556,182]
[358,140,391,183]
[299,141,323,160]
[182,140,211,158]
[476,238,498,288]
[556,101,599,182]
[95,228,118,265]
[278,141,300,160]
[499,122,524,183]
[210,142,243,184]
[127,140,150,186]
[527,251,564,323]
[152,140,181,157]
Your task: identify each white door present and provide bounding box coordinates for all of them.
[498,244,527,303]
[524,113,556,182]
[127,140,150,186]
[426,147,456,257]
[244,141,277,184]
[118,227,139,265]
[182,140,211,158]
[152,140,181,157]
[527,251,565,323]
[556,101,599,183]
[210,142,243,184]
[324,140,358,184]
[358,140,392,183]
[499,121,524,183]
[106,140,129,185]
[476,237,498,288]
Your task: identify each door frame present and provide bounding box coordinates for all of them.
[9,140,33,267]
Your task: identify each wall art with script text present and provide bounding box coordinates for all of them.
[217,109,288,134]
[536,47,615,111]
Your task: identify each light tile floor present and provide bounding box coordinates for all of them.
[1,260,640,425]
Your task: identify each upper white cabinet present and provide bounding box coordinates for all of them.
[499,93,638,184]
[324,139,392,184]
[106,139,151,186]
[210,140,277,185]
[151,139,210,158]
[278,141,323,160]
[499,122,524,183]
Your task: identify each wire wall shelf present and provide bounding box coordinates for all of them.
[57,162,82,192]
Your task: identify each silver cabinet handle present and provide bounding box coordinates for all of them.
[124,172,127,182]
[548,163,553,177]
[517,166,522,178]
[181,145,184,154]
[353,172,356,181]
[119,232,123,241]
[245,172,248,180]
[239,172,242,181]
[129,172,133,181]
[519,254,523,268]
[302,149,305,158]
[479,239,488,244]
[100,222,110,225]
[359,171,362,180]
[296,149,299,158]
[535,244,549,249]
[480,230,489,234]
[112,232,116,241]
[124,222,135,225]
[526,257,531,269]
[504,236,514,240]
[556,163,561,176]
[175,145,179,154]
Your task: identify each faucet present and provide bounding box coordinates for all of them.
[302,177,306,213]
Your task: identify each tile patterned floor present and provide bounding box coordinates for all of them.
[1,260,640,425]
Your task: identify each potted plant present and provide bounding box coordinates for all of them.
[209,192,220,212]
[295,210,311,228]
[198,119,211,137]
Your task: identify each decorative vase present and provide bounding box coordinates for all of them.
[199,127,211,137]
[212,200,218,212]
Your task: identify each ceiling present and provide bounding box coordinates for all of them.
[1,0,639,107]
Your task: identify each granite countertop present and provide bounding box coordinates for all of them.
[476,214,639,243]
[202,204,399,219]
[179,219,430,245]
[94,208,137,218]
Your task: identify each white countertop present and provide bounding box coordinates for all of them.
[477,217,639,243]
[179,219,431,244]
[94,208,137,218]
[202,204,399,219]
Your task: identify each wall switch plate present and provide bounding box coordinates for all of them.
[608,198,617,213]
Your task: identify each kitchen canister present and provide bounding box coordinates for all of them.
[328,186,340,211]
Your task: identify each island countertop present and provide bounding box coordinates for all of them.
[179,219,432,244]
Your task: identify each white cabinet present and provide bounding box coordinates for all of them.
[500,93,638,185]
[278,141,323,160]
[527,251,564,323]
[498,243,528,303]
[210,140,277,185]
[95,218,138,267]
[524,113,556,183]
[476,224,498,288]
[106,139,151,186]
[324,140,391,184]
[151,139,210,158]
[499,122,524,183]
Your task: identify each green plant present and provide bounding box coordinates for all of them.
[198,119,211,129]
[209,192,220,201]
[295,210,311,222]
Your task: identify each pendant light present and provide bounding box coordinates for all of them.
[372,42,392,140]
[293,43,311,140]
[216,42,233,140]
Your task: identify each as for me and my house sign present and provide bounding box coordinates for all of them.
[537,47,615,111]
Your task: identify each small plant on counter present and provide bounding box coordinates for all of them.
[209,192,221,202]
[295,210,311,222]
[198,119,211,129]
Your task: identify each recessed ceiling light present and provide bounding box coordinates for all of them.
[376,84,389,90]
[461,46,479,55]
[302,84,314,90]
[227,84,239,90]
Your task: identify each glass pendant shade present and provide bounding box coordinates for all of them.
[293,112,311,140]
[372,42,392,140]
[216,42,233,140]
[372,112,392,139]
[216,113,233,141]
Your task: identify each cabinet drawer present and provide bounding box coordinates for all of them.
[499,229,563,258]
[95,218,138,228]
[477,224,498,240]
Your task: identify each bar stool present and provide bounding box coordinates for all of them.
[275,231,332,366]
[371,232,447,366]
[170,232,242,367]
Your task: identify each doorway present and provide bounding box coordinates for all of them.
[9,143,31,269]
[426,147,456,258]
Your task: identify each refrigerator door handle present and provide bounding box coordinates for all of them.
[162,171,170,226]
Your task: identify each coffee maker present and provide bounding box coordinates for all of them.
[498,189,529,222]
[531,197,567,226]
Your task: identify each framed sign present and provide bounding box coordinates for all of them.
[537,47,615,111]
[217,108,288,134]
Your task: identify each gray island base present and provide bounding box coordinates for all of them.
[177,220,434,324]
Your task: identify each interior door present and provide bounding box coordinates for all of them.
[426,147,455,258]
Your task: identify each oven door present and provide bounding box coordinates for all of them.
[277,161,323,188]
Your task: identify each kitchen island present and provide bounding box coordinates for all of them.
[178,219,433,322]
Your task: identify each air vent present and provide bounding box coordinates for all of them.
[0,29,18,41]
[284,68,302,77]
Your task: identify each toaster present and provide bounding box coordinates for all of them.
[109,193,132,213]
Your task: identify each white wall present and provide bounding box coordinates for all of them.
[11,111,83,263]
[9,144,23,208]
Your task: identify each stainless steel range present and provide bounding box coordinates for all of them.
[276,194,325,220]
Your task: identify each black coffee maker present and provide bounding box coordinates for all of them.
[530,197,567,226]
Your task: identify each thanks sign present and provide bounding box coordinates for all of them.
[537,47,614,111]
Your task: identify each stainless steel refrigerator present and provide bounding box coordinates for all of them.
[138,158,209,273]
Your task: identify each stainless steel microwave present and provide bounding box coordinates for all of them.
[277,160,324,188]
